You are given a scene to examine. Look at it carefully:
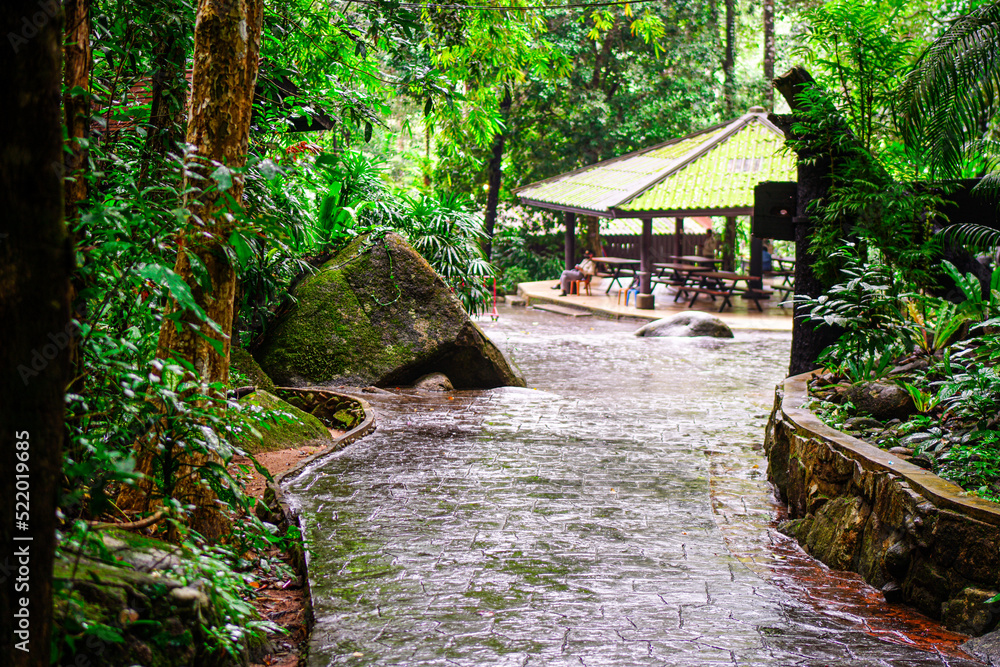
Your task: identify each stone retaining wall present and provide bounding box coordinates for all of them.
[765,371,1000,635]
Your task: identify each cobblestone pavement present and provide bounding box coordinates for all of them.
[287,307,981,667]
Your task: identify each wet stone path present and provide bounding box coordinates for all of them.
[286,308,980,666]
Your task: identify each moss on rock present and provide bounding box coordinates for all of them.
[238,390,329,453]
[257,232,524,388]
[230,346,276,393]
[53,532,269,667]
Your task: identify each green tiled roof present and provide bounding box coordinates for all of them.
[515,108,796,218]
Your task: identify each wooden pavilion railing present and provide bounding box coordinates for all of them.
[601,233,708,261]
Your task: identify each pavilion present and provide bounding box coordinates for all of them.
[514,106,796,308]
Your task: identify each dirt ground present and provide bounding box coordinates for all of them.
[233,430,344,667]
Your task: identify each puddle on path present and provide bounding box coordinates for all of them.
[286,306,981,666]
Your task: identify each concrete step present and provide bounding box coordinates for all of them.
[531,303,593,317]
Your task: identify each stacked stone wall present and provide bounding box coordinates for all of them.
[765,372,1000,635]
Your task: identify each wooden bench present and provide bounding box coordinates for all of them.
[681,286,734,312]
[739,288,773,312]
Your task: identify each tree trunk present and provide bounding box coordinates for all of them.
[722,215,737,271]
[118,0,264,541]
[64,0,90,224]
[773,67,843,376]
[723,0,736,116]
[482,86,511,260]
[763,0,775,109]
[1,3,71,664]
[586,216,601,255]
[138,26,189,188]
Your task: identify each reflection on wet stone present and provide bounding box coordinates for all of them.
[287,308,980,666]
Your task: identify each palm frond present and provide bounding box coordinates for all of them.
[899,1,1000,176]
[939,222,1000,255]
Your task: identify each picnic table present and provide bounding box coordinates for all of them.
[652,262,710,297]
[670,255,722,270]
[592,256,640,294]
[676,270,771,312]
[773,256,796,271]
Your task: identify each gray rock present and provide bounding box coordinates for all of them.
[844,382,915,421]
[414,372,454,392]
[962,628,1000,666]
[843,417,883,431]
[888,446,913,456]
[634,312,734,339]
[943,587,1000,636]
[508,296,527,308]
[901,432,934,446]
[257,232,525,389]
[170,586,209,608]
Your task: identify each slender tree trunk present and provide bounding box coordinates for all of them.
[63,0,90,393]
[139,26,189,187]
[722,215,737,271]
[763,0,775,109]
[118,0,264,541]
[64,0,90,224]
[482,86,511,260]
[1,3,71,664]
[424,121,432,188]
[586,216,601,255]
[723,0,736,116]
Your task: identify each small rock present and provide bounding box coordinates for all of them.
[414,372,454,392]
[881,581,904,603]
[889,358,930,376]
[901,432,934,446]
[888,446,913,456]
[844,382,914,421]
[911,453,935,470]
[508,296,527,308]
[170,586,208,607]
[843,417,883,431]
[943,587,1000,635]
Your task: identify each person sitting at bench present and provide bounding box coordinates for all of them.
[552,250,597,296]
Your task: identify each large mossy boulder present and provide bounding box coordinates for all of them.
[256,232,524,389]
[238,390,329,453]
[230,346,276,392]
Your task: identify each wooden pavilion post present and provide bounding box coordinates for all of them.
[674,217,684,258]
[636,217,655,309]
[564,211,576,270]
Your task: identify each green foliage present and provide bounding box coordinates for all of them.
[798,246,913,371]
[794,0,914,153]
[491,223,564,292]
[900,1,1000,180]
[399,192,496,315]
[784,0,954,286]
[938,431,1000,503]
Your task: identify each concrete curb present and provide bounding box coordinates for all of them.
[257,387,377,642]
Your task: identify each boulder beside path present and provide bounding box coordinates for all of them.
[256,232,525,389]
